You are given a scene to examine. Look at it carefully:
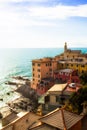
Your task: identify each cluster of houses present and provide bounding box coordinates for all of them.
[0,43,87,130]
[0,106,87,130]
[32,42,87,95]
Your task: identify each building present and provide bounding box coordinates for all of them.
[36,77,54,95]
[29,108,83,130]
[56,42,87,74]
[38,83,81,115]
[32,42,87,92]
[0,112,40,130]
[54,68,80,83]
[32,57,57,89]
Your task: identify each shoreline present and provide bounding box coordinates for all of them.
[0,76,38,119]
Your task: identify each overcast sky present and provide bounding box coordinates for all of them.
[0,0,87,48]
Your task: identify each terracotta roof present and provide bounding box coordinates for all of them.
[66,49,81,54]
[32,57,53,63]
[40,108,83,130]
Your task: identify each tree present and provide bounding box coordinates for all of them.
[65,87,87,114]
[80,72,87,85]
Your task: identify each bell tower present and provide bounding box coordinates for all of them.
[64,42,67,52]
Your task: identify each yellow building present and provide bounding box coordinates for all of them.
[57,42,87,74]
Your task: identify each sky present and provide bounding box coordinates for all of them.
[0,0,87,48]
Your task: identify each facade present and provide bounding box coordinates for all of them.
[54,68,80,83]
[56,43,87,74]
[32,57,57,89]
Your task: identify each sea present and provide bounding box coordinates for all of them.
[0,48,87,107]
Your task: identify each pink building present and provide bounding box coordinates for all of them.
[54,69,80,83]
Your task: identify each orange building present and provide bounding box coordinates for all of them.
[32,57,57,89]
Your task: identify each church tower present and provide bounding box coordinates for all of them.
[64,42,67,52]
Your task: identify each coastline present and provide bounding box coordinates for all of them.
[0,76,38,118]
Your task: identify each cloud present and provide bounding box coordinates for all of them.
[1,0,87,20]
[0,1,87,48]
[28,4,87,19]
[0,2,87,29]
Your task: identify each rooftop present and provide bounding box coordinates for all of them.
[64,83,82,93]
[66,49,81,54]
[59,69,73,73]
[48,84,67,92]
[32,57,53,63]
[40,108,83,130]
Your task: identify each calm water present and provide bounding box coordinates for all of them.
[0,48,87,107]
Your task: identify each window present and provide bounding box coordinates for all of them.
[82,70,84,73]
[61,64,63,67]
[56,96,59,102]
[46,73,48,75]
[81,65,85,67]
[38,63,40,66]
[37,69,40,72]
[38,74,40,78]
[49,68,52,71]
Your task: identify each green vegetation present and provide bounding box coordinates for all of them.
[65,87,87,114]
[80,72,87,85]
